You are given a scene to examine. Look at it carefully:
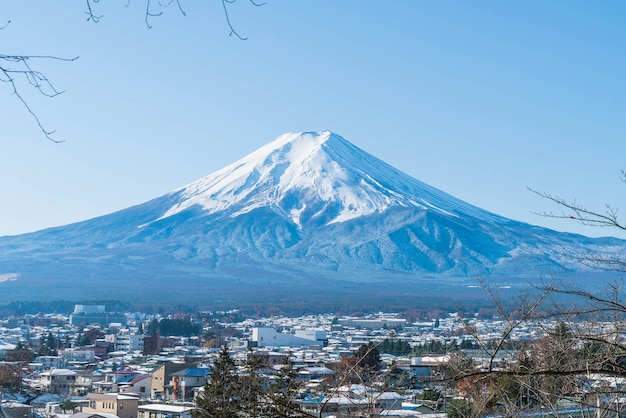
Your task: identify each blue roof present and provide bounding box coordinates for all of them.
[185,368,210,377]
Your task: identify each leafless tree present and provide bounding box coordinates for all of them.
[1,19,77,143]
[442,182,626,417]
[3,0,265,142]
[530,180,626,272]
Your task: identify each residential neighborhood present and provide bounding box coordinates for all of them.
[0,304,623,417]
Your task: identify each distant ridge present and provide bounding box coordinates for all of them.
[0,131,623,305]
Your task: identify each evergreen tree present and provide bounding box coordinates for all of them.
[267,359,310,417]
[354,341,382,372]
[194,346,313,418]
[194,345,243,418]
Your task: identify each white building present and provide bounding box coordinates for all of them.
[138,403,196,418]
[73,305,106,314]
[33,355,65,371]
[61,348,96,364]
[250,327,327,348]
[338,317,406,330]
[104,334,144,352]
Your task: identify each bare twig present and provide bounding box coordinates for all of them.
[1,54,78,142]
[86,0,265,36]
[529,187,626,231]
[85,0,103,23]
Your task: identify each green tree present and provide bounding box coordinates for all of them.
[354,341,381,373]
[194,345,242,418]
[194,346,313,418]
[60,400,78,413]
[38,332,58,356]
[446,398,473,418]
[266,359,311,417]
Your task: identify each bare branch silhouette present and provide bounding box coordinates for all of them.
[529,185,626,232]
[6,1,265,141]
[1,53,78,142]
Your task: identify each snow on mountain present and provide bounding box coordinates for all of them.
[156,131,495,228]
[0,131,623,304]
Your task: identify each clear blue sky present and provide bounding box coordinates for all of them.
[2,1,626,238]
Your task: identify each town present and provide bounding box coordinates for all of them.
[1,302,616,418]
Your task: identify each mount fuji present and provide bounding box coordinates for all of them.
[0,131,623,306]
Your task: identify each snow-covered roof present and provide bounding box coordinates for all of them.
[138,404,196,413]
[0,341,17,350]
[42,369,77,376]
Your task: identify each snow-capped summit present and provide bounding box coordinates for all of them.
[0,131,623,305]
[159,131,489,227]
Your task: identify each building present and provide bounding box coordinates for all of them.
[69,312,127,326]
[83,393,140,418]
[338,317,406,330]
[104,334,144,353]
[408,355,450,381]
[0,340,16,358]
[249,327,327,348]
[119,374,151,397]
[71,369,104,396]
[40,368,77,394]
[138,404,196,418]
[32,355,65,371]
[149,363,190,400]
[73,305,106,315]
[143,333,161,355]
[61,348,96,365]
[167,368,210,401]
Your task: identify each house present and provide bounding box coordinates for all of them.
[0,400,33,418]
[71,369,104,396]
[61,413,120,418]
[408,356,449,381]
[167,368,210,401]
[318,394,377,416]
[149,363,190,400]
[137,404,196,418]
[119,374,151,398]
[93,370,143,394]
[0,340,16,358]
[312,385,405,417]
[381,403,447,417]
[34,355,65,370]
[40,368,77,394]
[83,393,140,418]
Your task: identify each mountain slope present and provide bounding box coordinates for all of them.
[0,131,623,304]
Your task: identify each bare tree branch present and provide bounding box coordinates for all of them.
[6,1,265,142]
[85,0,263,36]
[529,186,626,231]
[1,54,78,142]
[85,0,103,23]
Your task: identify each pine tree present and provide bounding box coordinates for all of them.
[354,342,381,372]
[267,359,310,418]
[194,346,313,418]
[194,345,242,418]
